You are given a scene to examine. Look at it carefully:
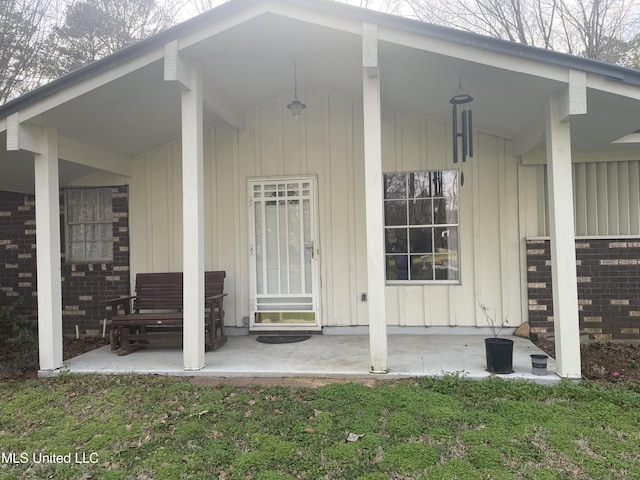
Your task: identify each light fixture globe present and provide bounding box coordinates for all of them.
[287,61,306,118]
[287,98,306,118]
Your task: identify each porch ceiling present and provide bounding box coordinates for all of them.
[3,4,640,193]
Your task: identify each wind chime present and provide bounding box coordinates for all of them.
[449,79,474,164]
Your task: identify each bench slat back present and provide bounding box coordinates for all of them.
[205,271,225,299]
[132,271,226,312]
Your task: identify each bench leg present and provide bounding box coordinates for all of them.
[110,329,120,351]
[117,327,136,356]
[211,308,227,350]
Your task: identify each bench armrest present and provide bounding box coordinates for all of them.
[205,293,228,302]
[101,295,135,315]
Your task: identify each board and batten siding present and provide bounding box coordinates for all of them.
[520,155,640,237]
[129,88,523,328]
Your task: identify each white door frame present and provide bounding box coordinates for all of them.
[248,176,321,331]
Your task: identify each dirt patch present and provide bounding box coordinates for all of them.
[62,336,110,360]
[0,336,109,378]
[532,336,640,384]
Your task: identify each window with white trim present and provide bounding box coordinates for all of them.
[384,170,459,282]
[65,188,113,261]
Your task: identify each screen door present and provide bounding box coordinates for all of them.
[249,177,320,330]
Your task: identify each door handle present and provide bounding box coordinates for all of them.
[305,241,316,259]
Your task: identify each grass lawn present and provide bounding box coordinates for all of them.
[0,375,639,479]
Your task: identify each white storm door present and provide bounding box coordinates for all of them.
[249,177,320,330]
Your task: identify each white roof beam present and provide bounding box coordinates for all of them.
[58,136,131,176]
[177,1,362,51]
[363,23,379,78]
[174,3,274,50]
[203,83,246,131]
[7,113,131,176]
[514,70,587,156]
[512,110,545,156]
[164,40,191,91]
[559,70,587,121]
[14,50,163,124]
[165,40,244,130]
[7,113,43,154]
[379,27,568,83]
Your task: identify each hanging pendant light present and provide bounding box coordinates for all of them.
[449,79,474,163]
[287,61,306,118]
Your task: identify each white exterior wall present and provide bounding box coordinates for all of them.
[130,88,524,328]
[520,156,640,237]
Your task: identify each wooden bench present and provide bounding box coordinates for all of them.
[104,271,227,356]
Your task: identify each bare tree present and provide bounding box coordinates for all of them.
[557,0,636,62]
[0,0,60,103]
[406,0,639,63]
[407,0,559,47]
[183,0,226,14]
[52,0,179,74]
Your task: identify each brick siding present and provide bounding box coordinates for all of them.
[0,187,130,336]
[527,238,640,341]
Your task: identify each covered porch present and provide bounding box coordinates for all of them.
[3,0,640,381]
[41,332,560,385]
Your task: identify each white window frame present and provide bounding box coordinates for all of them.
[383,170,460,285]
[64,187,114,262]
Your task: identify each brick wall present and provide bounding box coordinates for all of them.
[0,187,130,335]
[0,191,38,320]
[527,238,640,341]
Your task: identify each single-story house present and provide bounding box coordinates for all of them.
[1,0,639,378]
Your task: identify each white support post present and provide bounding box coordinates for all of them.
[362,23,388,374]
[34,128,63,371]
[545,93,581,379]
[181,62,205,371]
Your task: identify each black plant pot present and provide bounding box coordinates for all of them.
[485,337,514,374]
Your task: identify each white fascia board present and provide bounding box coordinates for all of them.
[58,135,131,176]
[177,1,362,52]
[572,150,640,162]
[612,132,640,144]
[522,146,640,165]
[587,73,640,99]
[379,27,568,83]
[261,0,362,35]
[15,50,164,124]
[173,4,273,50]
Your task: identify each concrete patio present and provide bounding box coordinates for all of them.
[40,334,560,385]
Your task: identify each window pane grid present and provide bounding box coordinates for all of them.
[252,181,313,298]
[384,170,459,283]
[66,188,114,262]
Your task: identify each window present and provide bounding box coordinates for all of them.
[384,170,459,282]
[65,188,113,261]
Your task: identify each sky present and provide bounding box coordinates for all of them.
[176,0,410,20]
